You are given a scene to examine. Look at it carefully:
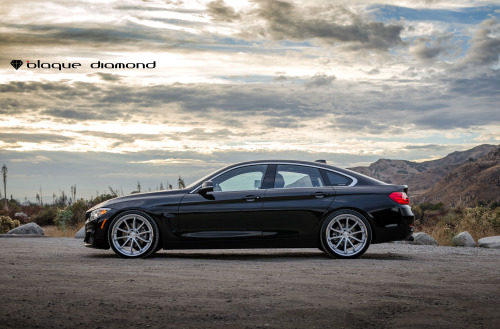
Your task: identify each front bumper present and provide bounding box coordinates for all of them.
[83,217,111,249]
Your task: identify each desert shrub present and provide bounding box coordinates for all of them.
[0,215,21,233]
[55,209,73,233]
[421,202,445,211]
[489,201,500,209]
[412,202,446,224]
[66,199,89,227]
[18,204,44,223]
[88,194,115,208]
[34,206,58,226]
[456,206,500,242]
[420,211,460,246]
[419,206,500,246]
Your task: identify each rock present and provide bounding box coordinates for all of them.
[75,227,85,239]
[14,212,29,220]
[452,231,476,247]
[412,232,438,246]
[7,222,44,235]
[478,236,500,249]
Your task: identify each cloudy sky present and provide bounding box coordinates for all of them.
[1,0,499,201]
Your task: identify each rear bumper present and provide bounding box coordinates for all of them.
[372,206,415,244]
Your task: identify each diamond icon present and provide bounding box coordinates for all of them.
[11,60,23,70]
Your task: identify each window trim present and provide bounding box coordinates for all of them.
[190,162,357,193]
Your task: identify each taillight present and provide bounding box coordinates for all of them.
[389,192,410,205]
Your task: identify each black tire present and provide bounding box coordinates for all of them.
[108,210,160,259]
[320,209,372,259]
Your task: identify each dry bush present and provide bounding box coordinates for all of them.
[0,215,21,233]
[456,206,500,242]
[418,206,500,246]
[43,225,82,238]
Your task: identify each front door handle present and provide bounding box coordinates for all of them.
[311,192,330,198]
[242,195,260,202]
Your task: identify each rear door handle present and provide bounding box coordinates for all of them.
[311,192,330,198]
[242,195,260,202]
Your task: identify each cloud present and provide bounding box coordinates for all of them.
[129,158,225,166]
[461,18,500,67]
[404,144,447,151]
[207,0,241,22]
[9,155,51,163]
[264,117,304,129]
[304,73,336,88]
[41,109,104,121]
[247,0,403,51]
[94,73,122,81]
[1,74,499,139]
[410,33,458,64]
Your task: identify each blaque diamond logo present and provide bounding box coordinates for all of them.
[9,59,157,70]
[11,60,23,70]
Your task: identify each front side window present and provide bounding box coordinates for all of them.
[212,165,267,192]
[274,165,324,188]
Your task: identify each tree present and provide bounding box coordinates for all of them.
[109,186,118,198]
[2,164,7,210]
[70,185,76,203]
[159,182,164,190]
[178,176,185,189]
[137,181,141,193]
[55,190,68,207]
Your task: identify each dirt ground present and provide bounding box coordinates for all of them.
[0,237,499,329]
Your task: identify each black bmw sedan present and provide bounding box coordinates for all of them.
[84,160,414,259]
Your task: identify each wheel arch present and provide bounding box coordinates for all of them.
[102,208,164,250]
[318,206,377,245]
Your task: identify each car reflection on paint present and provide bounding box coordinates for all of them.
[84,160,414,259]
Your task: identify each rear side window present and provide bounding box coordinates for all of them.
[324,171,352,186]
[275,165,325,188]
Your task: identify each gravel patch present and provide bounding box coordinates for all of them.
[1,238,499,328]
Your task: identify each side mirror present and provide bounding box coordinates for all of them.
[198,180,214,196]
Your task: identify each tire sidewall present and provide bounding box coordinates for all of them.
[320,209,372,259]
[108,210,160,259]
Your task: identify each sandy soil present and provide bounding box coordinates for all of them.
[0,237,499,329]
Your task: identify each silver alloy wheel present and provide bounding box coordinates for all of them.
[111,214,154,257]
[325,213,368,257]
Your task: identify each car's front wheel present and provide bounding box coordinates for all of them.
[320,210,372,259]
[108,211,159,258]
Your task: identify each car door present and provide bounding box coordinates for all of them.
[177,164,268,239]
[261,164,335,239]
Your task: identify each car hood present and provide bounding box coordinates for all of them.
[88,189,190,211]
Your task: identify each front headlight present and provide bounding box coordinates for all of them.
[90,208,111,221]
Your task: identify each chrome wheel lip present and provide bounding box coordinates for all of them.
[111,214,154,257]
[325,214,367,256]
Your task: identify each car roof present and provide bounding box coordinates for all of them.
[219,159,386,186]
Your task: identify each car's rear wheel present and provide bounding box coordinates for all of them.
[108,211,159,258]
[320,210,372,259]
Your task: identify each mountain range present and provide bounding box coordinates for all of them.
[348,144,500,207]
